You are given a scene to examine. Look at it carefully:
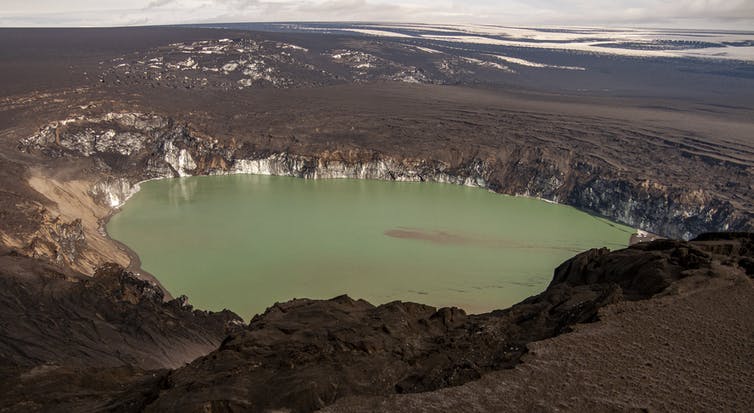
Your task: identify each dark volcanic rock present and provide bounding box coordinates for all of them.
[142,234,753,412]
[0,253,243,370]
[551,239,711,298]
[0,365,170,413]
[1,234,752,412]
[50,217,86,264]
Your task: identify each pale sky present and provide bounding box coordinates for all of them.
[1,0,753,29]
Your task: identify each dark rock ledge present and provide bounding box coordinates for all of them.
[1,233,752,412]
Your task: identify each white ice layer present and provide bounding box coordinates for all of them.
[90,178,140,208]
[163,141,198,177]
[228,154,486,188]
[487,54,586,71]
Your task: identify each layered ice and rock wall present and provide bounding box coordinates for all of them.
[164,141,198,178]
[228,155,486,187]
[19,112,753,240]
[90,178,140,208]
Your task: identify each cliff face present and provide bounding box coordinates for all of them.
[19,112,753,249]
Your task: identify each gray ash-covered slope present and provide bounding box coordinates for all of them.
[3,25,754,101]
[1,234,752,412]
[103,23,754,101]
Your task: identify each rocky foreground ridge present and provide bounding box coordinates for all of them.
[0,233,752,412]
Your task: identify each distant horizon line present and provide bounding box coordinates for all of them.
[2,21,753,33]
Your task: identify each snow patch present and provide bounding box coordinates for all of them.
[461,57,515,73]
[222,62,239,72]
[341,29,415,38]
[487,54,585,70]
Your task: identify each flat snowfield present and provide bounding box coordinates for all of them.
[214,22,754,61]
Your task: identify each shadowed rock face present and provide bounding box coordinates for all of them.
[3,234,746,412]
[0,253,243,370]
[128,234,754,412]
[552,239,713,299]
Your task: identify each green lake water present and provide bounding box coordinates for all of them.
[107,175,633,319]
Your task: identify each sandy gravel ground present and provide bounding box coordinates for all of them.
[324,271,754,412]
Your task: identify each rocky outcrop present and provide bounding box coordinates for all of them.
[566,174,749,240]
[0,252,243,370]
[50,218,86,264]
[18,112,753,241]
[19,112,169,157]
[2,233,750,412]
[89,177,140,208]
[551,238,712,299]
[145,234,754,413]
[24,215,87,268]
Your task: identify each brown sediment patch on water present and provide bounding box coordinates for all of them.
[384,227,579,252]
[384,227,484,246]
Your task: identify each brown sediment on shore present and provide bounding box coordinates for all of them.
[23,171,131,273]
[19,166,174,299]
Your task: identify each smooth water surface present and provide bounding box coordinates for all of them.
[108,175,633,319]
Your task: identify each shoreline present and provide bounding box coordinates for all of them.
[99,206,174,300]
[100,171,643,305]
[110,167,646,232]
